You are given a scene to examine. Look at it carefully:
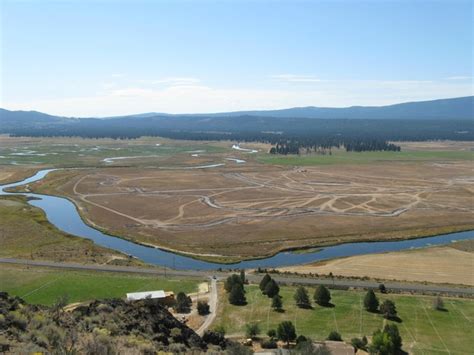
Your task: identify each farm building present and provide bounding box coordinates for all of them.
[126,290,175,305]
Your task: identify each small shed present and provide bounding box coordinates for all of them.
[126,290,175,305]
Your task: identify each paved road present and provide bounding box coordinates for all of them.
[196,278,218,336]
[1,258,472,297]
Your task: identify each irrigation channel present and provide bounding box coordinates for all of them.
[1,169,472,270]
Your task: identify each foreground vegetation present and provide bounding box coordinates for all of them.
[0,292,209,353]
[214,283,474,354]
[0,265,200,306]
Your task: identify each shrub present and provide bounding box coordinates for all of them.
[245,323,260,339]
[261,339,278,349]
[327,331,342,341]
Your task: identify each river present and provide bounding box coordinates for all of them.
[1,169,472,270]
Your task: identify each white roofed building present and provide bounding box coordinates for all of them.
[126,290,175,305]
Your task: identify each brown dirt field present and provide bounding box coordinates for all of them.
[23,154,474,261]
[280,244,474,286]
[397,140,473,151]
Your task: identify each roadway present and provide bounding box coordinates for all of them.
[1,258,472,297]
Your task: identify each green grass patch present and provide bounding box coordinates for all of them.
[0,265,200,306]
[215,285,474,354]
[258,150,474,166]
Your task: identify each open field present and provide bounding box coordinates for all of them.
[2,137,473,261]
[258,149,473,166]
[0,264,200,306]
[0,195,142,265]
[280,240,474,286]
[214,285,474,354]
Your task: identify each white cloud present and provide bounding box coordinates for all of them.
[445,76,472,81]
[3,79,472,117]
[270,74,324,83]
[137,77,201,86]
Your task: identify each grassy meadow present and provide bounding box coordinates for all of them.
[258,149,474,166]
[0,265,200,306]
[214,285,474,354]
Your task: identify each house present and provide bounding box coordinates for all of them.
[126,290,175,305]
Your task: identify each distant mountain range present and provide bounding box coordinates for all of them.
[109,96,474,120]
[0,96,472,133]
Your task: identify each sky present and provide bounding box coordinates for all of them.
[1,0,472,117]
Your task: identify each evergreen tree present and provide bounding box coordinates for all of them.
[175,292,192,313]
[264,279,280,298]
[383,324,402,352]
[314,285,331,306]
[259,274,272,292]
[294,286,311,308]
[379,300,397,320]
[363,289,379,312]
[369,330,394,355]
[277,321,296,348]
[229,284,246,305]
[240,270,246,284]
[271,295,283,311]
[327,331,342,341]
[225,274,243,293]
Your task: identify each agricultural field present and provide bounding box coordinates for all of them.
[13,136,472,261]
[214,285,474,355]
[280,240,474,286]
[0,195,140,265]
[0,264,200,306]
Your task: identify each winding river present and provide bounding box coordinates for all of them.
[1,169,472,270]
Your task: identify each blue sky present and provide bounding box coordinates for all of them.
[1,0,472,116]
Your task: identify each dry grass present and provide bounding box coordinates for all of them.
[280,245,474,286]
[0,195,143,265]
[24,152,473,261]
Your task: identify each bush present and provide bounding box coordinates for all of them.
[245,323,260,339]
[433,296,445,311]
[261,339,278,349]
[351,337,367,350]
[326,331,342,341]
[267,329,276,339]
[202,330,226,347]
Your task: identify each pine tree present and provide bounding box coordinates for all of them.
[294,286,311,308]
[264,279,280,298]
[271,295,283,311]
[363,289,379,312]
[314,285,331,306]
[259,274,272,292]
[379,300,397,319]
[229,284,246,305]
